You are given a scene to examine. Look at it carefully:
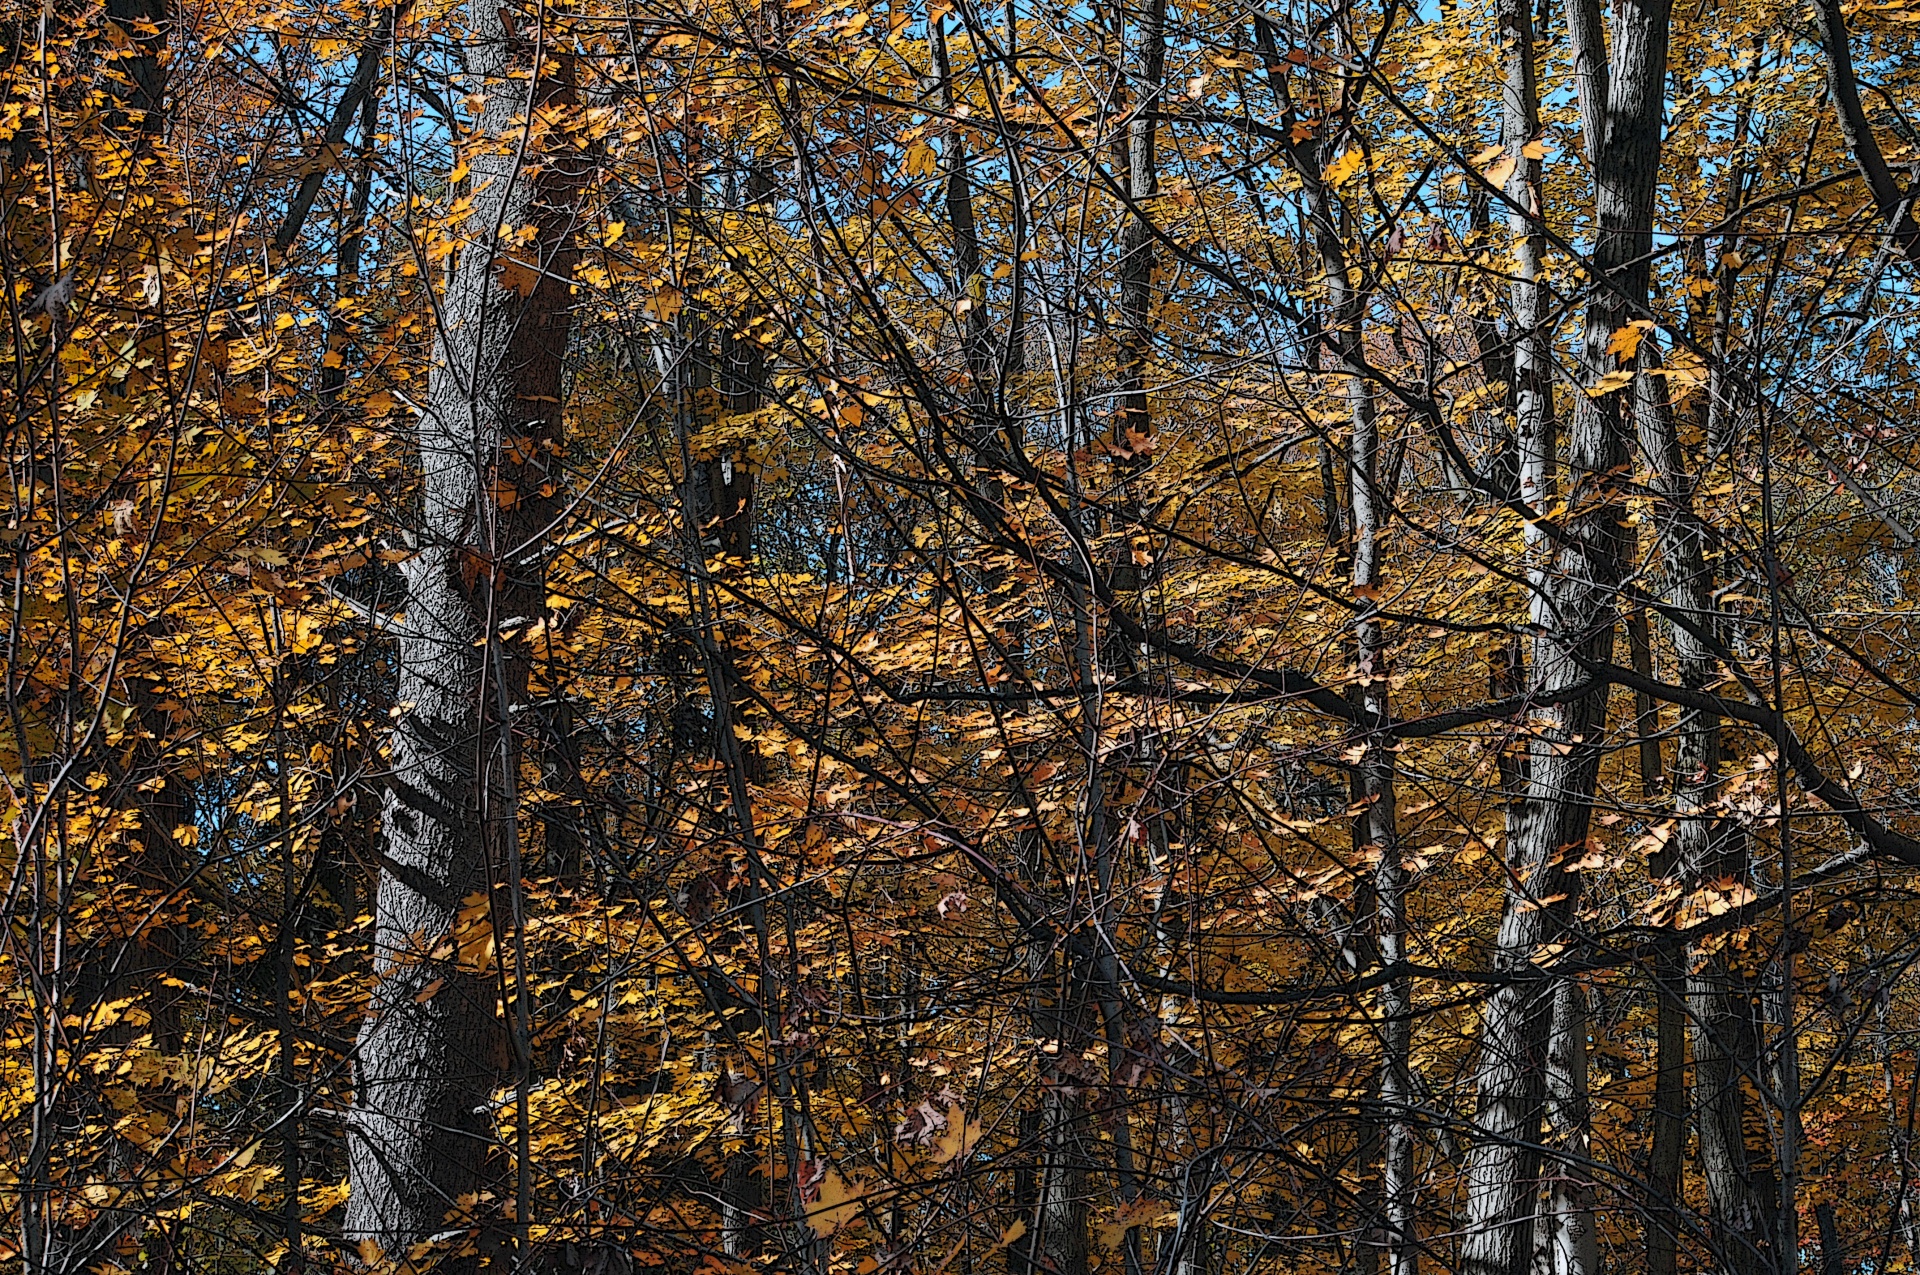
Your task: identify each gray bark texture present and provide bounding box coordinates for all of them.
[1636,352,1783,1274]
[1348,278,1414,1275]
[345,12,583,1261]
[1116,0,1166,446]
[1498,0,1554,531]
[1459,0,1670,1270]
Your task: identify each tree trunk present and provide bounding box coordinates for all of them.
[1635,285,1785,1275]
[1497,0,1554,543]
[1461,0,1669,1269]
[1633,603,1687,1275]
[1350,292,1415,1275]
[1534,980,1598,1275]
[1817,1200,1844,1275]
[1692,933,1781,1275]
[1035,930,1093,1275]
[1115,0,1166,449]
[345,12,583,1261]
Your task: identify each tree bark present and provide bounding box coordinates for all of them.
[1632,601,1687,1275]
[1498,0,1554,542]
[1350,290,1415,1275]
[103,0,166,142]
[1115,0,1166,448]
[1461,0,1669,1269]
[1635,279,1788,1275]
[1534,980,1598,1275]
[345,11,583,1261]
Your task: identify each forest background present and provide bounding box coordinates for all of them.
[2,0,1919,1268]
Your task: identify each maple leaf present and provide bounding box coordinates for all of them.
[1606,318,1657,360]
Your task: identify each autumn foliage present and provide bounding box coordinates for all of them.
[3,0,1920,1269]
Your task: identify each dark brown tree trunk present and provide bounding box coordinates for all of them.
[103,0,166,142]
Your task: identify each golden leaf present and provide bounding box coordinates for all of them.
[1322,148,1364,187]
[933,1108,982,1163]
[1588,368,1635,397]
[1606,319,1656,360]
[804,1169,865,1237]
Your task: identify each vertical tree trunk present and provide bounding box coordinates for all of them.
[1811,0,1920,265]
[345,11,583,1261]
[1692,939,1782,1275]
[1032,930,1093,1275]
[1635,276,1786,1275]
[1630,604,1688,1275]
[103,0,167,142]
[320,58,382,407]
[1497,0,1554,548]
[1817,1200,1844,1275]
[1534,980,1599,1275]
[1349,295,1415,1275]
[1462,0,1670,1268]
[1115,0,1166,448]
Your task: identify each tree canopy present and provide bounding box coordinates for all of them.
[4,0,1920,1269]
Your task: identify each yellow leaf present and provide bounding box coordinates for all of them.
[805,1169,865,1237]
[1322,148,1364,187]
[933,1108,983,1163]
[1521,138,1549,160]
[1606,319,1656,360]
[905,141,938,177]
[1484,156,1517,188]
[455,890,496,973]
[1588,368,1635,397]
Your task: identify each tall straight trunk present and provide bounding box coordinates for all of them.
[1348,277,1414,1275]
[929,17,996,422]
[1032,932,1093,1275]
[1115,0,1166,447]
[1636,350,1782,1275]
[320,71,381,407]
[1461,0,1670,1269]
[1497,0,1554,545]
[1465,186,1518,498]
[345,11,583,1261]
[1498,3,1587,1261]
[1692,932,1782,1275]
[1534,980,1599,1275]
[103,0,166,142]
[1631,602,1687,1275]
